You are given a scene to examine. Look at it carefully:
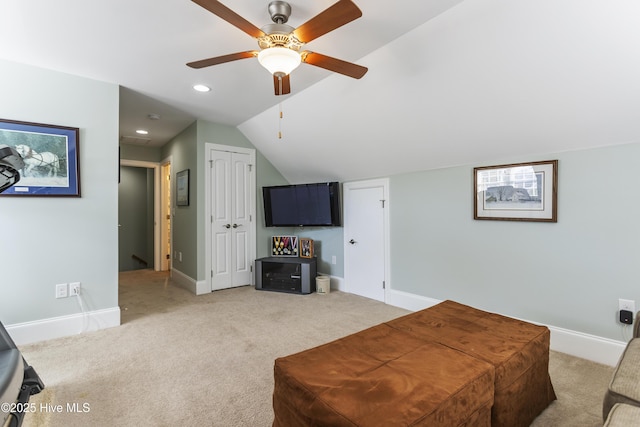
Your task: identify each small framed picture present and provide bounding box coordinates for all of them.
[176,169,189,206]
[271,236,298,257]
[300,238,314,258]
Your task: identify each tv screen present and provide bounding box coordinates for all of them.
[263,182,341,227]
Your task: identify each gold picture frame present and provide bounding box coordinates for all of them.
[299,238,314,258]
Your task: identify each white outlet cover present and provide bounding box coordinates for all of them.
[619,299,636,313]
[55,283,68,298]
[69,282,81,296]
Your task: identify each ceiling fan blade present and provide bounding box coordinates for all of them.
[187,51,258,69]
[273,74,291,96]
[192,0,265,39]
[293,0,362,43]
[301,52,368,79]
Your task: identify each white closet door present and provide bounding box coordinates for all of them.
[210,150,252,290]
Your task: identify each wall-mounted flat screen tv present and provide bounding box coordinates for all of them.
[263,182,341,227]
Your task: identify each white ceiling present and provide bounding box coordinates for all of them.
[2,0,640,184]
[0,0,463,145]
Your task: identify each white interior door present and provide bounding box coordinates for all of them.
[343,179,389,302]
[160,161,171,271]
[209,148,253,291]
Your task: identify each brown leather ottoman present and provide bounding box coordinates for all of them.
[385,300,556,427]
[273,323,495,427]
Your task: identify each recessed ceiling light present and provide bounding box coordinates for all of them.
[193,84,211,92]
[136,129,149,135]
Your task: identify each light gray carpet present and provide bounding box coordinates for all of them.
[19,269,613,426]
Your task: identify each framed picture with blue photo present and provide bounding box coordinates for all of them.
[0,118,80,197]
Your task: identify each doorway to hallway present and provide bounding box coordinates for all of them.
[118,158,172,272]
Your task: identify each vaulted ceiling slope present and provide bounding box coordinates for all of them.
[1,1,639,185]
[239,0,640,183]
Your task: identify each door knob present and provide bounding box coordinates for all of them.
[224,224,231,229]
[349,239,357,244]
[232,223,243,228]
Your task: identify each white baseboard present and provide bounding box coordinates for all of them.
[384,288,626,366]
[385,288,441,312]
[170,268,207,295]
[318,273,344,292]
[547,325,626,367]
[6,307,120,346]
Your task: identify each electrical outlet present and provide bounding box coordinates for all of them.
[69,282,81,296]
[619,299,636,313]
[55,283,68,299]
[331,255,336,265]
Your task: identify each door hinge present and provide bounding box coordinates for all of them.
[248,164,253,172]
[250,265,253,272]
[383,281,386,289]
[211,270,213,278]
[380,199,386,208]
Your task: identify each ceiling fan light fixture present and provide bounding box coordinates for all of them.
[258,47,301,76]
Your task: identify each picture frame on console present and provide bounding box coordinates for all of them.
[474,160,558,222]
[0,118,80,197]
[271,235,298,257]
[299,238,314,258]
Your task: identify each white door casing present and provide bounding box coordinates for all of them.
[160,160,171,271]
[205,144,256,292]
[343,179,390,302]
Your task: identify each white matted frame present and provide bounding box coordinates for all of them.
[474,160,558,222]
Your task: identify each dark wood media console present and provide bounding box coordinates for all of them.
[255,257,317,294]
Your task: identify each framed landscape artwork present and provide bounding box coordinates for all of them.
[474,160,558,222]
[0,118,80,197]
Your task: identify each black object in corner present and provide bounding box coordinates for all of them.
[0,321,45,427]
[620,309,634,325]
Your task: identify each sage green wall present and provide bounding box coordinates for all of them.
[0,59,119,324]
[161,122,198,278]
[389,142,640,340]
[290,227,344,276]
[120,144,162,162]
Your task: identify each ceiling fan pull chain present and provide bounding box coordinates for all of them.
[278,102,283,139]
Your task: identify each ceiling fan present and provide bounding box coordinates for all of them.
[187,0,368,95]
